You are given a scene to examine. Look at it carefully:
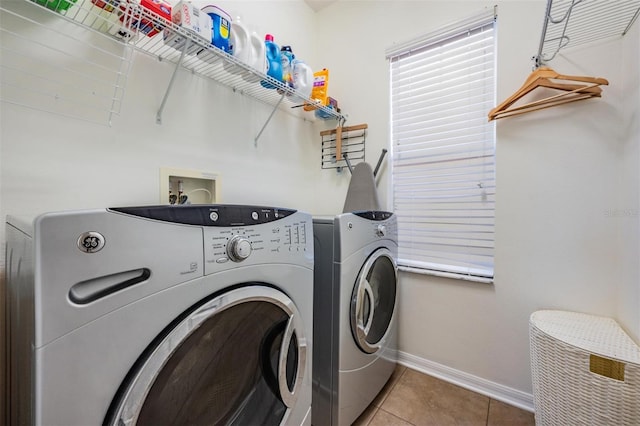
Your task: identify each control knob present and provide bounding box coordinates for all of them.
[227,236,252,262]
[375,224,386,237]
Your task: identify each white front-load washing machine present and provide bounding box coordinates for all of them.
[5,204,314,426]
[312,211,398,426]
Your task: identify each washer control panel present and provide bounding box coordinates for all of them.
[109,205,313,273]
[202,209,312,274]
[111,204,296,227]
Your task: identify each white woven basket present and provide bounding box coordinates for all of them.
[530,310,640,426]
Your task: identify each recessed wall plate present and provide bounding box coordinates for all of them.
[160,167,220,205]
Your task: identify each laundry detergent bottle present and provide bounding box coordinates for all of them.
[260,34,282,89]
[242,31,266,82]
[292,59,313,98]
[280,45,295,88]
[224,16,250,74]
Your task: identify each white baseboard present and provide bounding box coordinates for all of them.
[397,350,534,413]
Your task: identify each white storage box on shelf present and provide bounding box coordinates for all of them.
[529,310,640,426]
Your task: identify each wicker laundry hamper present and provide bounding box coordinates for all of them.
[529,310,640,426]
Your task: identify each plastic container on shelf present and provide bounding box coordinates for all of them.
[202,5,231,52]
[280,45,295,88]
[223,16,250,74]
[37,0,77,12]
[304,68,329,111]
[163,1,212,55]
[315,97,339,119]
[242,31,267,83]
[315,106,334,120]
[291,59,313,98]
[108,0,171,38]
[241,31,266,82]
[260,34,282,89]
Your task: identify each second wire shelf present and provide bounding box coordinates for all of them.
[50,0,345,132]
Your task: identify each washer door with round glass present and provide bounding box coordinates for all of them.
[107,286,307,426]
[350,248,398,354]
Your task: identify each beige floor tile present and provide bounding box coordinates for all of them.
[380,368,489,426]
[368,409,414,426]
[487,399,535,426]
[371,364,407,407]
[352,403,379,426]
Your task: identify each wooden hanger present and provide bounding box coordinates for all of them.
[488,66,609,121]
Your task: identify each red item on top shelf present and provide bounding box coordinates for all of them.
[119,0,172,37]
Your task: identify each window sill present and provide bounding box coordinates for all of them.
[398,265,494,284]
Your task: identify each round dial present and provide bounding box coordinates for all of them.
[376,224,386,237]
[227,236,252,262]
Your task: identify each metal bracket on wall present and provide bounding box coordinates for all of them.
[534,0,640,68]
[254,92,286,147]
[156,40,191,125]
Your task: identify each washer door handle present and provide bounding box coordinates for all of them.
[350,248,397,354]
[69,268,150,304]
[278,314,307,408]
[357,279,375,335]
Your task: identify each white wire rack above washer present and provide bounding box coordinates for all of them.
[535,0,640,67]
[2,0,345,137]
[0,0,133,126]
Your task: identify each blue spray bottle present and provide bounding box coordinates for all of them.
[261,34,283,89]
[280,45,295,88]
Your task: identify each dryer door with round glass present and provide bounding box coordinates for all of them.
[350,248,398,354]
[107,285,307,426]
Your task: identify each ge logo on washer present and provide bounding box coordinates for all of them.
[77,231,105,253]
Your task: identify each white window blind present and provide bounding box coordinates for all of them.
[388,10,496,282]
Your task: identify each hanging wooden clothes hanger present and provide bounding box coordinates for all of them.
[488,66,609,121]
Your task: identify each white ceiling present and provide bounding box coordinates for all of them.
[304,0,338,12]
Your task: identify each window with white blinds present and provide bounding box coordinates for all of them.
[388,10,496,282]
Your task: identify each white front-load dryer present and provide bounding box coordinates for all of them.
[5,204,314,426]
[312,211,398,426]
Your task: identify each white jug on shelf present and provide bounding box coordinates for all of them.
[242,31,266,83]
[224,17,251,75]
[292,59,313,99]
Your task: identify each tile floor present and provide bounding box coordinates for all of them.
[353,366,536,426]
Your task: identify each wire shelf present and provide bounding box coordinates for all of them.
[66,0,341,123]
[536,0,640,66]
[0,0,133,126]
[2,0,344,127]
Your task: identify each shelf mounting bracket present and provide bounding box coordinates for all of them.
[254,92,286,147]
[156,40,191,125]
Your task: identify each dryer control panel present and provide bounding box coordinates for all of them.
[336,211,398,259]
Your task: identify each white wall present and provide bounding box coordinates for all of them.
[618,16,640,342]
[317,0,640,401]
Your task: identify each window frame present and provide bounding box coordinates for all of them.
[387,8,497,284]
